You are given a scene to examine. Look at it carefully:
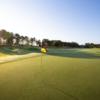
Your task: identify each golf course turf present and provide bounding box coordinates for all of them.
[0,48,100,100]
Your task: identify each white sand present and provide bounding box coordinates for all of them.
[0,53,41,63]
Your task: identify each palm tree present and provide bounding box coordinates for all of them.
[0,29,14,46]
[7,33,14,46]
[30,37,36,46]
[37,40,41,47]
[19,36,25,46]
[24,36,29,46]
[14,33,20,46]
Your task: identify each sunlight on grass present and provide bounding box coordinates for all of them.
[80,48,100,56]
[0,48,100,100]
[0,53,9,57]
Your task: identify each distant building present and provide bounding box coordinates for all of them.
[0,37,7,45]
[13,38,16,45]
[32,41,38,46]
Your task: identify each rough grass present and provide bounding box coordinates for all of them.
[0,48,100,100]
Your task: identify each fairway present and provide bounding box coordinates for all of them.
[0,49,100,100]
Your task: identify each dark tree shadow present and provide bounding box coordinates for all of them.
[47,49,100,59]
[0,47,40,55]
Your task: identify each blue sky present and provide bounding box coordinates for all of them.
[0,0,100,44]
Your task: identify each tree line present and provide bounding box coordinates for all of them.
[0,29,41,47]
[42,39,100,48]
[0,29,100,48]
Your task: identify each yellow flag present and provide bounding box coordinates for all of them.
[41,48,47,53]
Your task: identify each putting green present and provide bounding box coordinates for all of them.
[0,48,100,100]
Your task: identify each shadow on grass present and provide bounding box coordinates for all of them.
[1,47,100,59]
[47,49,100,59]
[0,47,40,55]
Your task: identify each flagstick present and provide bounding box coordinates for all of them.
[41,53,46,69]
[41,53,43,65]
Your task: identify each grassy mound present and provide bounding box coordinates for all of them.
[0,47,40,56]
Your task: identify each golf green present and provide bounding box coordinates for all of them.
[0,48,100,100]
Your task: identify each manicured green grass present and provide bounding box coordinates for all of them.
[0,48,100,100]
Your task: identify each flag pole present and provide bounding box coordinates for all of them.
[41,52,43,65]
[40,41,47,68]
[40,41,43,66]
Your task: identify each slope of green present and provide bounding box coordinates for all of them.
[0,48,100,100]
[0,47,40,56]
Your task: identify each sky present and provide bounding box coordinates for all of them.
[0,0,100,44]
